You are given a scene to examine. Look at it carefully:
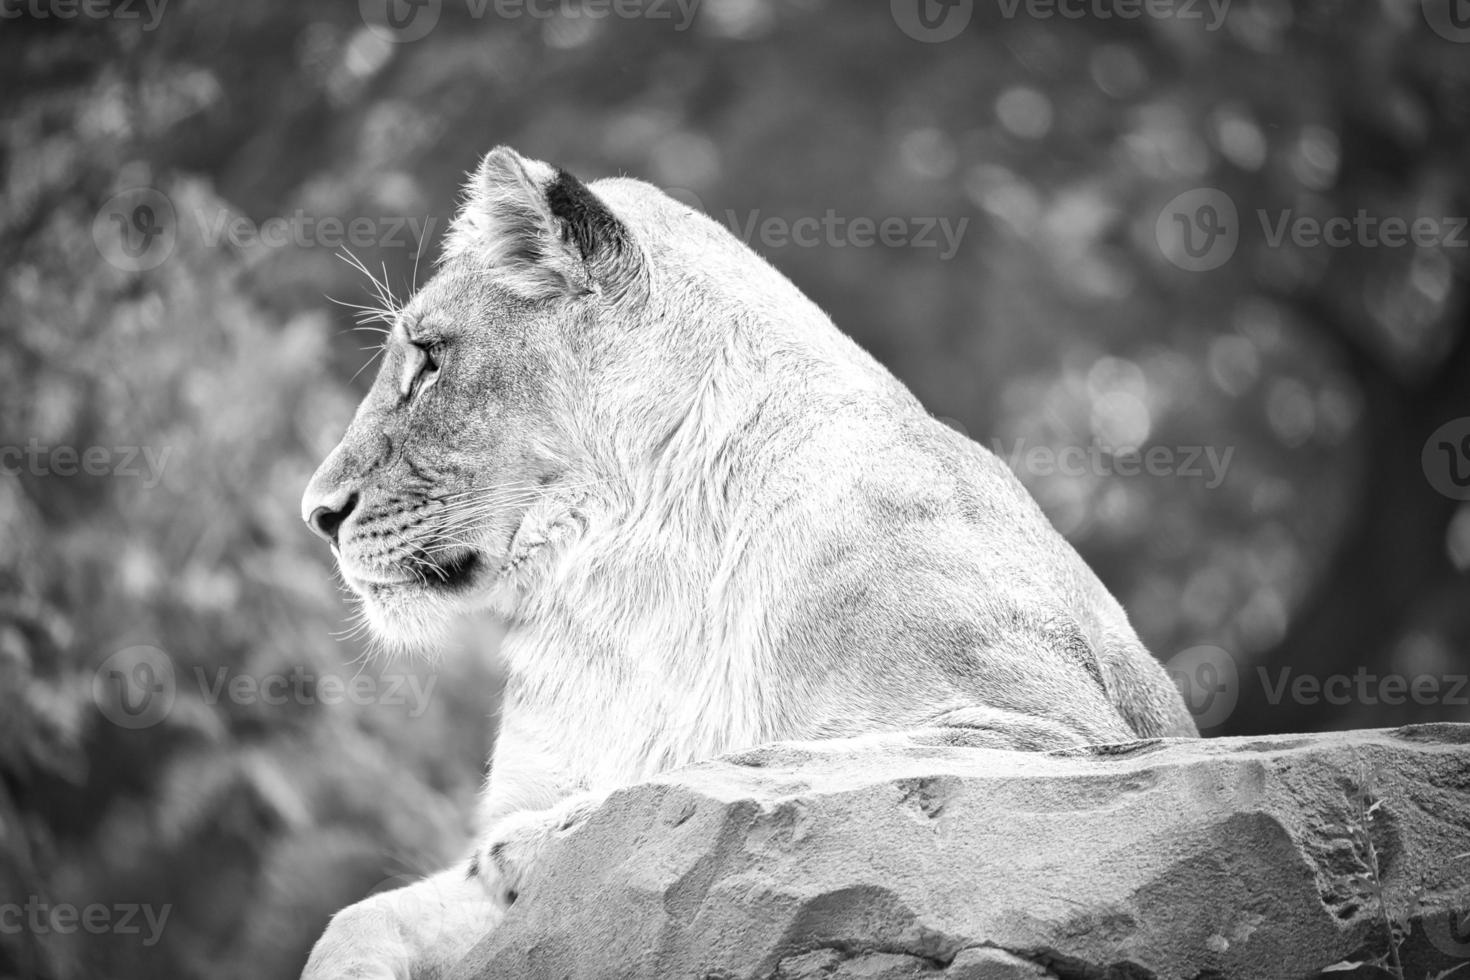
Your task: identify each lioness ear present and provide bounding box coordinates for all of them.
[446,146,642,301]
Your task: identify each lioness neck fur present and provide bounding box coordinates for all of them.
[300,147,1196,978]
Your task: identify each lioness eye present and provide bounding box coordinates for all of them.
[418,341,440,375]
[404,341,441,401]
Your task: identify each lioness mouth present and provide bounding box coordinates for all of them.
[423,548,480,589]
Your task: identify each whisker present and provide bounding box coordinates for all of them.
[429,494,552,519]
[330,615,372,643]
[338,249,404,328]
[350,346,386,385]
[411,218,429,294]
[432,479,602,505]
[407,553,452,583]
[326,296,394,333]
[419,535,489,557]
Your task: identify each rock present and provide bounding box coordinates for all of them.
[450,726,1470,980]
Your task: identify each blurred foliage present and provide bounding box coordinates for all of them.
[2,0,1470,977]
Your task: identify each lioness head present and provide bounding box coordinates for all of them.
[302,146,738,649]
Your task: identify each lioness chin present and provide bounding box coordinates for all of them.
[299,146,1197,979]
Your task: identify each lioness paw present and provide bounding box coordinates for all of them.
[472,795,597,908]
[300,894,412,980]
[299,870,500,980]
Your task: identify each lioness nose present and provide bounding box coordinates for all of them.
[304,491,358,546]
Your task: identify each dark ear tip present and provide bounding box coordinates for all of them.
[545,168,630,262]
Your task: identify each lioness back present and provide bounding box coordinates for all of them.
[580,173,1199,749]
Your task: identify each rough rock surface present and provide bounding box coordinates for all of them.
[452,726,1470,979]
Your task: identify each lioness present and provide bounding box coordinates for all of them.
[299,147,1197,978]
